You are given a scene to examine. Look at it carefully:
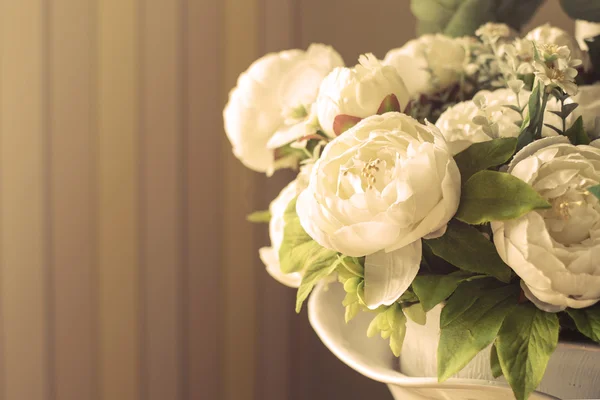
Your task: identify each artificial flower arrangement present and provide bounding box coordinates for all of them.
[224,3,600,400]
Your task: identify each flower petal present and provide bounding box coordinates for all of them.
[364,240,422,309]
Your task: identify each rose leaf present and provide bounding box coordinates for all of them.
[490,344,503,378]
[412,270,477,312]
[453,137,517,183]
[279,197,337,275]
[455,170,551,224]
[295,251,341,313]
[438,282,519,381]
[566,305,600,343]
[425,220,512,283]
[496,303,559,400]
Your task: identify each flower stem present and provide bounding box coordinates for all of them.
[536,91,549,140]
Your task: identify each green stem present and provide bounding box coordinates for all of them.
[536,91,549,140]
[560,97,566,134]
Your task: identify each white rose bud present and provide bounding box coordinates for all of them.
[224,44,343,173]
[315,54,410,137]
[259,165,313,287]
[570,84,600,140]
[297,113,461,308]
[493,136,600,312]
[435,88,562,155]
[384,35,468,96]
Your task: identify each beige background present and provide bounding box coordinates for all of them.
[0,1,570,399]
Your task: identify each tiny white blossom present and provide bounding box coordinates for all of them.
[476,22,514,44]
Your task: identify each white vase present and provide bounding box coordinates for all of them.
[576,20,600,50]
[308,281,600,400]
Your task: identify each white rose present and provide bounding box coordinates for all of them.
[297,113,461,308]
[223,44,343,173]
[525,24,587,67]
[384,35,468,96]
[435,88,562,155]
[492,136,600,312]
[259,165,313,287]
[570,84,600,140]
[315,54,410,137]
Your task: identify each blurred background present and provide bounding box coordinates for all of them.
[0,1,571,399]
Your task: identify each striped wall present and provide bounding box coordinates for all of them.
[0,1,571,400]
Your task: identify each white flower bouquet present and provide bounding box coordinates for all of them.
[224,2,600,399]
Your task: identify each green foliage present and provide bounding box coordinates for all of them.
[494,1,547,30]
[566,305,600,343]
[246,210,271,223]
[412,271,479,312]
[455,170,551,224]
[410,0,544,37]
[560,0,600,22]
[565,116,591,145]
[454,138,517,183]
[367,303,407,357]
[490,344,503,378]
[496,304,559,400]
[404,302,427,326]
[425,220,512,282]
[279,198,336,274]
[338,258,366,322]
[437,281,519,381]
[588,184,600,201]
[295,254,342,313]
[517,82,541,152]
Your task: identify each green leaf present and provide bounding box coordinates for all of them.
[411,0,492,37]
[345,302,360,323]
[398,289,419,304]
[440,279,492,328]
[340,257,364,278]
[455,170,551,224]
[410,0,543,37]
[377,94,401,114]
[404,303,427,326]
[588,184,600,201]
[438,283,520,382]
[425,220,512,282]
[517,82,541,152]
[295,254,341,313]
[246,210,271,223]
[390,325,407,357]
[560,0,600,22]
[503,104,523,114]
[565,116,591,145]
[496,304,559,400]
[413,271,476,312]
[566,305,600,343]
[544,123,563,136]
[490,344,503,378]
[550,103,579,120]
[279,198,336,274]
[333,114,362,136]
[454,138,517,183]
[494,0,545,30]
[367,304,407,357]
